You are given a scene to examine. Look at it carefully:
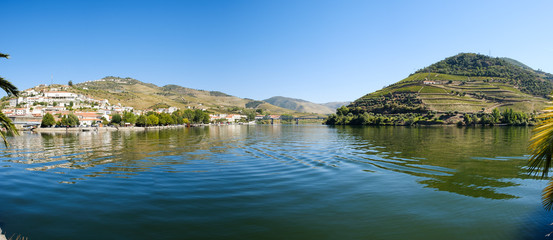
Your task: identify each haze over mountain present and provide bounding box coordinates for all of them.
[263,96,335,114]
[321,102,351,110]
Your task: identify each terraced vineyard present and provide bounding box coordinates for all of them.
[347,54,551,115]
[416,78,546,113]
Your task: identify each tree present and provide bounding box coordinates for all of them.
[136,115,148,127]
[110,113,122,125]
[192,109,209,124]
[337,106,349,116]
[122,111,136,125]
[101,117,109,126]
[136,115,147,127]
[0,52,19,146]
[60,114,80,127]
[244,109,256,121]
[68,80,73,86]
[491,108,501,123]
[146,114,159,126]
[41,113,56,127]
[69,114,80,126]
[159,113,174,125]
[529,105,553,210]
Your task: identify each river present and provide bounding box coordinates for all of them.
[0,125,550,239]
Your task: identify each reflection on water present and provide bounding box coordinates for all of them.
[3,126,252,181]
[0,126,534,198]
[335,126,532,200]
[0,125,547,240]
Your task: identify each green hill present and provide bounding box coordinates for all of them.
[263,96,335,114]
[325,53,551,126]
[73,77,293,114]
[349,53,550,114]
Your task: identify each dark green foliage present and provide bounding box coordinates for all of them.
[134,109,207,127]
[149,103,170,110]
[147,115,159,126]
[324,107,431,126]
[41,113,56,127]
[158,113,174,125]
[209,91,231,97]
[122,111,136,124]
[462,108,532,126]
[463,114,476,125]
[136,115,147,127]
[0,53,19,97]
[280,114,295,123]
[348,93,427,114]
[192,109,210,123]
[60,114,80,127]
[246,100,265,109]
[324,105,534,126]
[242,109,256,121]
[110,113,122,125]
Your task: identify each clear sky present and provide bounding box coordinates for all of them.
[2,0,553,103]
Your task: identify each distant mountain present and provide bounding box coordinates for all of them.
[343,53,551,116]
[74,76,293,114]
[263,96,335,114]
[321,101,351,110]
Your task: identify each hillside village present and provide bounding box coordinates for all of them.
[1,83,271,129]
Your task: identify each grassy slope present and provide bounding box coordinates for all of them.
[352,72,547,113]
[73,78,294,114]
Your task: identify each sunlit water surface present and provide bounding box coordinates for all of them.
[0,125,551,239]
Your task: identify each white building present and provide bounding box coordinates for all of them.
[9,97,23,107]
[44,91,77,101]
[24,89,39,96]
[15,108,27,115]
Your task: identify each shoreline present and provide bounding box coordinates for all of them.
[32,124,194,133]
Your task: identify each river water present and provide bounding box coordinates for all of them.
[0,125,551,239]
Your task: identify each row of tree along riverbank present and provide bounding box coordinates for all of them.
[324,106,536,126]
[40,109,211,128]
[32,124,198,133]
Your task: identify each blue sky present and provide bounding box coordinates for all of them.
[2,0,553,103]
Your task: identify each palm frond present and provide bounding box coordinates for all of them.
[529,105,553,177]
[0,112,18,147]
[544,179,553,210]
[0,76,19,96]
[528,103,553,210]
[0,53,8,59]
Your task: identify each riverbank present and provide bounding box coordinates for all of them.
[32,124,192,133]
